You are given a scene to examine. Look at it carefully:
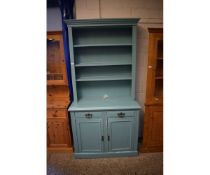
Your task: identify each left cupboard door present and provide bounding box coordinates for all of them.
[75,117,104,153]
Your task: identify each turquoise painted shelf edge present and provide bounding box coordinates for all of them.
[64,18,140,27]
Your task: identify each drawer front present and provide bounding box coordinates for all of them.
[75,111,103,118]
[107,111,135,118]
[47,109,67,118]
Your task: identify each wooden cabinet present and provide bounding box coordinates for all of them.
[141,28,163,152]
[47,31,72,151]
[71,110,139,158]
[65,19,141,158]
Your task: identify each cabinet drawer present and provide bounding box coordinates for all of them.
[75,111,103,118]
[47,109,67,118]
[107,111,135,118]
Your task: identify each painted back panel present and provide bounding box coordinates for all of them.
[77,80,131,100]
[74,47,132,66]
[72,27,132,45]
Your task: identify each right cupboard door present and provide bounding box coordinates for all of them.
[107,116,135,152]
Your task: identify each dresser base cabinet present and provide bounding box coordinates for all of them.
[70,110,139,158]
[140,106,163,152]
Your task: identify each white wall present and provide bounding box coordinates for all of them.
[75,0,163,137]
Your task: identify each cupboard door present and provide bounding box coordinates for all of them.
[47,118,71,148]
[141,106,163,152]
[75,117,104,152]
[107,117,135,152]
[47,32,67,85]
[146,29,163,104]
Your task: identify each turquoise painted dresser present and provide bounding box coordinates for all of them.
[65,18,141,158]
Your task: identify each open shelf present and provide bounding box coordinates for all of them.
[76,65,132,81]
[65,19,140,106]
[77,80,131,100]
[74,46,132,67]
[72,27,132,46]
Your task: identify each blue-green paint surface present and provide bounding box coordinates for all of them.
[65,18,141,158]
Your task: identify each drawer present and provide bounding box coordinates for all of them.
[75,111,103,118]
[107,111,135,118]
[47,109,67,118]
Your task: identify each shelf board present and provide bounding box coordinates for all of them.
[76,74,132,82]
[73,43,132,47]
[69,97,141,111]
[155,76,163,80]
[75,62,132,67]
[47,80,67,86]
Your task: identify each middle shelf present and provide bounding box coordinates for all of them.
[75,65,132,81]
[74,46,132,67]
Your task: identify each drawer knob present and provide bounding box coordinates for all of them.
[117,112,125,118]
[85,113,92,119]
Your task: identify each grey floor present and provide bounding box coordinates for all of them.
[47,152,163,175]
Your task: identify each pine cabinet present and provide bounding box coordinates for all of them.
[65,19,141,158]
[47,31,72,151]
[141,28,163,152]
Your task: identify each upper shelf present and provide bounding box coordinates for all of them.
[72,27,132,46]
